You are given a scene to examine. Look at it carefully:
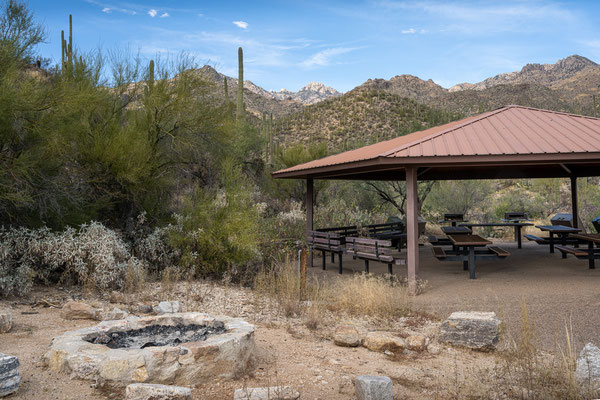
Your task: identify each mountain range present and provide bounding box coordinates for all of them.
[201,55,600,148]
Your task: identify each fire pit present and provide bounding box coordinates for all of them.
[43,313,255,387]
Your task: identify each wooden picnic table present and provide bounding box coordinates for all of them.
[441,226,472,235]
[570,234,600,269]
[447,234,496,279]
[460,222,534,249]
[536,225,582,253]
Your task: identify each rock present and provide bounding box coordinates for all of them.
[0,309,12,334]
[153,301,181,314]
[333,325,362,347]
[354,375,393,400]
[233,386,300,400]
[103,307,130,321]
[138,305,153,314]
[61,301,99,320]
[576,342,600,385]
[405,335,427,352]
[125,383,192,400]
[440,311,501,351]
[0,353,20,397]
[426,343,441,355]
[363,331,405,353]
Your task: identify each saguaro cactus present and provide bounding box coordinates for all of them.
[236,47,245,124]
[223,76,229,104]
[60,15,74,76]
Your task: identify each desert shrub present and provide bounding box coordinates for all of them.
[168,160,263,280]
[0,222,142,296]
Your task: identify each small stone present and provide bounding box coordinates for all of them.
[138,305,153,314]
[153,301,181,314]
[61,301,99,320]
[333,325,362,347]
[363,331,405,353]
[0,309,12,334]
[233,386,300,400]
[440,311,501,351]
[125,383,192,400]
[576,342,600,385]
[427,343,441,355]
[103,307,130,321]
[0,353,20,397]
[354,375,393,400]
[384,350,393,356]
[405,335,427,352]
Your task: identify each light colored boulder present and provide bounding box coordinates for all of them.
[233,386,299,400]
[426,343,441,355]
[0,309,12,334]
[333,325,362,347]
[363,331,405,353]
[354,375,393,400]
[440,311,501,351]
[61,301,99,320]
[125,383,192,400]
[405,335,427,352]
[576,342,600,385]
[103,307,130,321]
[154,301,181,314]
[0,353,20,397]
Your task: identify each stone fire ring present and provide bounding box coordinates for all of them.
[43,313,255,387]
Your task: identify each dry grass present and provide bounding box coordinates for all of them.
[450,301,600,400]
[253,259,413,329]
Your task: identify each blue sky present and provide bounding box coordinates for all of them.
[29,0,600,92]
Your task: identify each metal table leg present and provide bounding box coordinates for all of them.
[549,232,555,253]
[588,241,595,269]
[516,226,522,249]
[468,246,476,279]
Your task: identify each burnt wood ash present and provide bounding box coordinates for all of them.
[85,324,226,349]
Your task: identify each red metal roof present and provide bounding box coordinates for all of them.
[272,105,600,179]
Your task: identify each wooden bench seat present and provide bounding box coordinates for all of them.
[555,245,588,258]
[346,237,405,275]
[489,246,510,257]
[307,230,345,273]
[524,234,549,244]
[432,246,446,259]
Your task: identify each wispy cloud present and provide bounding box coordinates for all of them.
[401,28,415,34]
[301,47,359,68]
[160,12,169,18]
[148,9,157,17]
[233,21,248,29]
[85,0,136,15]
[102,7,111,13]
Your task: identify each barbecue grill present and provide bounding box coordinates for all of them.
[551,213,574,228]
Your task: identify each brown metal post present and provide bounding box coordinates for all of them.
[306,178,314,267]
[571,176,578,229]
[406,167,419,295]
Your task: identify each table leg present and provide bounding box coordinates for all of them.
[549,232,555,253]
[589,241,595,269]
[462,246,468,270]
[468,246,476,279]
[516,226,522,249]
[338,253,343,274]
[331,252,335,263]
[322,251,326,270]
[364,259,369,273]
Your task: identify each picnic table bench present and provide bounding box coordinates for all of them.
[556,233,600,268]
[525,225,582,253]
[316,225,358,264]
[307,230,346,273]
[459,222,533,248]
[345,237,405,275]
[432,234,510,279]
[367,221,406,250]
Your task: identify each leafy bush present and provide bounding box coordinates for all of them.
[168,161,263,280]
[0,222,142,296]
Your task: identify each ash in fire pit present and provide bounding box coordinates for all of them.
[86,324,226,349]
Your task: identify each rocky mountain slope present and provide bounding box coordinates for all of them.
[449,55,597,91]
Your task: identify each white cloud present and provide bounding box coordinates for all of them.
[301,47,359,68]
[160,12,169,18]
[233,21,248,29]
[148,9,157,17]
[402,28,416,34]
[102,7,111,13]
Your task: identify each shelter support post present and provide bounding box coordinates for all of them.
[406,167,419,295]
[307,178,314,267]
[571,176,578,229]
